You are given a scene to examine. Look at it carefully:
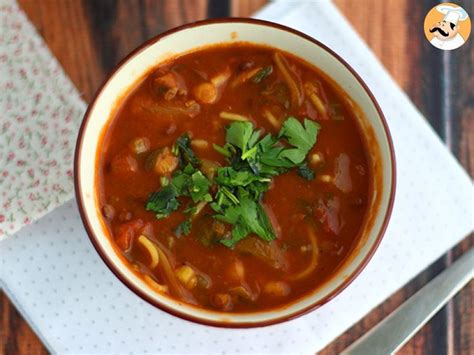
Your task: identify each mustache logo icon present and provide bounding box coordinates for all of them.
[430,26,449,37]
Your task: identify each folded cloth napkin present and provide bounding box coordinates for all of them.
[0,0,472,353]
[0,0,85,240]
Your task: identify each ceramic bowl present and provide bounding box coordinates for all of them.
[75,18,396,327]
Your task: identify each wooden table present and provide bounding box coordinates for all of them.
[1,0,472,354]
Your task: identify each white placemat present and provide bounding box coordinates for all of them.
[1,0,473,353]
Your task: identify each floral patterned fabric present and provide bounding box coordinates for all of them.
[0,0,85,239]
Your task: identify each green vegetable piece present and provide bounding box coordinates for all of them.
[241,145,258,160]
[215,167,270,187]
[278,117,320,165]
[171,143,179,156]
[248,129,262,148]
[219,186,240,205]
[252,66,273,84]
[176,133,200,166]
[190,171,212,203]
[145,185,180,219]
[226,121,254,154]
[297,162,315,180]
[183,205,197,214]
[259,145,293,169]
[221,217,250,248]
[216,194,275,248]
[146,116,321,248]
[175,219,192,237]
[160,176,169,186]
[212,143,231,157]
[171,169,191,196]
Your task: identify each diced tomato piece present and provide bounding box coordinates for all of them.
[111,153,138,174]
[315,197,343,236]
[114,219,144,251]
[140,222,154,239]
[334,153,352,193]
[154,147,179,175]
[154,73,177,90]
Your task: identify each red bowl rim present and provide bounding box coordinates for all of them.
[74,17,397,328]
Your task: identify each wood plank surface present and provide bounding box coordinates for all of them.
[1,0,472,354]
[325,2,473,354]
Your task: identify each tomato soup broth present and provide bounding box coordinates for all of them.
[97,44,371,312]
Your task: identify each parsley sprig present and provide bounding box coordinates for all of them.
[145,117,320,247]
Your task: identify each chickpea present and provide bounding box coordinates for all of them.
[212,293,233,311]
[175,265,197,290]
[226,259,245,282]
[154,147,179,175]
[263,281,291,297]
[194,82,217,104]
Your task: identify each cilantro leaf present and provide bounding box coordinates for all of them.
[220,217,250,248]
[146,116,320,249]
[279,117,320,151]
[225,121,260,160]
[215,167,270,187]
[212,143,231,157]
[145,185,180,219]
[175,218,192,237]
[278,117,320,164]
[146,162,211,223]
[255,134,291,171]
[297,162,315,180]
[226,121,253,151]
[175,133,200,167]
[216,193,275,248]
[259,144,293,169]
[246,181,271,200]
[190,171,212,202]
[171,169,191,195]
[252,66,273,84]
[219,186,240,205]
[248,129,262,149]
[166,164,212,203]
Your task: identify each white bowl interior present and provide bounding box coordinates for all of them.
[77,22,394,325]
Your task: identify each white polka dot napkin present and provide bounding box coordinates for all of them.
[0,0,85,240]
[1,0,472,354]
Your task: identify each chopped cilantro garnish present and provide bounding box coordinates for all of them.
[175,218,192,237]
[252,66,273,84]
[146,163,211,221]
[212,143,231,157]
[215,167,271,187]
[225,121,255,159]
[218,186,240,205]
[145,116,320,247]
[215,192,275,248]
[175,133,200,167]
[297,162,315,180]
[278,117,320,165]
[145,185,180,219]
[190,171,212,203]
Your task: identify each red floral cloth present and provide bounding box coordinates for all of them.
[0,0,85,239]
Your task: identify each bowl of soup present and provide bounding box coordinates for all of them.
[75,18,395,327]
